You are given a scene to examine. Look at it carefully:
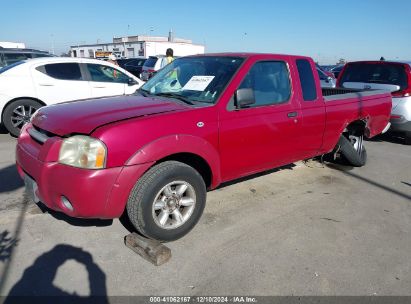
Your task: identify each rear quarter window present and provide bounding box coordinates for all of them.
[296,59,317,101]
[38,63,83,80]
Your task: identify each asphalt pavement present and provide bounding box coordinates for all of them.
[0,130,410,298]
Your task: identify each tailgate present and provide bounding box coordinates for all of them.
[341,81,400,92]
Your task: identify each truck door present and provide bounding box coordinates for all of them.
[294,58,326,159]
[219,60,303,181]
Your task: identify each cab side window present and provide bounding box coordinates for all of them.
[86,64,129,83]
[37,63,83,80]
[239,61,291,107]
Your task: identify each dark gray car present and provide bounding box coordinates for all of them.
[0,48,53,68]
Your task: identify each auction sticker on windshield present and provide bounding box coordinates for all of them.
[182,76,215,91]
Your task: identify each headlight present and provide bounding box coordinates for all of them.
[59,135,107,169]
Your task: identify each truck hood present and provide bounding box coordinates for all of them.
[32,95,188,136]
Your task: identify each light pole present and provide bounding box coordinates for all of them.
[51,34,55,55]
[124,24,130,58]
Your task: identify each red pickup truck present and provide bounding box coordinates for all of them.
[16,53,391,241]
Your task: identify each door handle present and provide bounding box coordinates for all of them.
[39,83,54,86]
[93,86,106,88]
[287,111,298,118]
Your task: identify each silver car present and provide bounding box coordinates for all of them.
[338,60,411,144]
[317,66,336,88]
[331,65,344,79]
[140,55,169,81]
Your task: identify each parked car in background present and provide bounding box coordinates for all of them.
[0,48,53,68]
[337,60,411,144]
[320,65,336,72]
[0,57,144,136]
[16,53,391,242]
[331,65,344,79]
[140,55,170,81]
[117,58,146,78]
[317,66,336,88]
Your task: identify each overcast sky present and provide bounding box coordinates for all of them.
[1,0,410,64]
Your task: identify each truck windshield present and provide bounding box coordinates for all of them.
[140,56,244,104]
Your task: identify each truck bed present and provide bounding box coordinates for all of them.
[322,88,388,101]
[321,87,391,153]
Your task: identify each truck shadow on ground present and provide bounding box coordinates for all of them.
[326,162,411,201]
[366,132,407,145]
[0,230,19,263]
[119,212,137,234]
[217,163,296,189]
[0,194,109,303]
[4,244,109,304]
[0,165,24,193]
[119,163,296,234]
[0,124,8,135]
[36,203,113,228]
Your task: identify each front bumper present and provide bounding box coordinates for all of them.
[16,125,154,219]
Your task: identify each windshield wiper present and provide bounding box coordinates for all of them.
[137,88,151,97]
[154,92,195,105]
[189,97,214,104]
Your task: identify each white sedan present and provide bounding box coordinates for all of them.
[0,57,144,136]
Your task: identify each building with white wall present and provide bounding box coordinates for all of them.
[70,31,205,59]
[0,41,26,49]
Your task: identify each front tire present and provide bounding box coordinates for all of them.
[126,161,206,242]
[3,99,42,137]
[338,133,367,167]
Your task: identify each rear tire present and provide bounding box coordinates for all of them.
[338,133,367,167]
[126,161,206,242]
[3,99,42,137]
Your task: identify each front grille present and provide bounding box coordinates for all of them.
[28,125,58,144]
[28,127,49,144]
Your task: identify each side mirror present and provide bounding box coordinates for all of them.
[128,78,138,86]
[235,88,255,109]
